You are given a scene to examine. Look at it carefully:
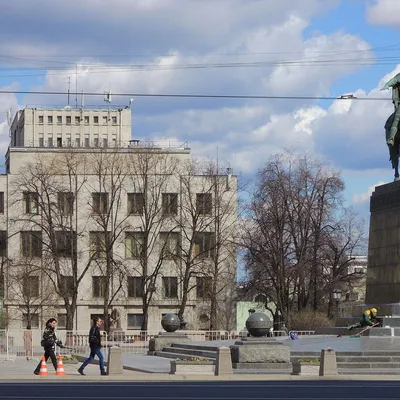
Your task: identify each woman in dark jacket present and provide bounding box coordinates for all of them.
[78,316,106,375]
[34,318,63,375]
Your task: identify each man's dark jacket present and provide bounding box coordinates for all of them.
[89,325,102,348]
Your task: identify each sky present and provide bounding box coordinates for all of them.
[0,0,400,222]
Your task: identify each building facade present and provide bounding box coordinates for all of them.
[0,106,238,332]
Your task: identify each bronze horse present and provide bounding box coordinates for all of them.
[386,112,400,181]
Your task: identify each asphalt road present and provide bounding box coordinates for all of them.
[0,381,399,400]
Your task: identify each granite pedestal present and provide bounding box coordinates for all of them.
[148,332,191,355]
[367,181,400,307]
[230,338,291,371]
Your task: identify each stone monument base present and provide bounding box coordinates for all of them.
[230,338,291,371]
[148,332,191,355]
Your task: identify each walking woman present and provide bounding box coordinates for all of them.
[33,318,63,375]
[78,316,106,376]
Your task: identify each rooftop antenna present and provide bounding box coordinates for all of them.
[104,90,112,110]
[81,90,84,108]
[75,64,78,109]
[67,77,71,106]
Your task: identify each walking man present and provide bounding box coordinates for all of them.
[78,316,106,376]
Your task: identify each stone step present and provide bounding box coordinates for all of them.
[155,350,215,361]
[160,346,217,359]
[336,356,400,363]
[336,362,400,369]
[338,369,400,375]
[170,343,220,352]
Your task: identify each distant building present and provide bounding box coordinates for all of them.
[0,106,238,332]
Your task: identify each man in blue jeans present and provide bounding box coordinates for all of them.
[78,316,106,376]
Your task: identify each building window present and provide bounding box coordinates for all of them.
[57,116,62,124]
[94,137,99,147]
[0,191,4,214]
[92,192,108,215]
[57,137,62,147]
[112,116,117,124]
[60,275,74,297]
[196,193,212,215]
[103,138,108,147]
[58,192,74,216]
[55,231,76,258]
[162,193,178,215]
[0,231,7,258]
[38,116,44,124]
[125,232,144,259]
[162,277,178,299]
[196,277,212,299]
[127,314,144,329]
[127,276,143,298]
[22,275,40,297]
[92,276,107,298]
[85,137,90,147]
[102,116,108,124]
[84,116,89,124]
[21,231,42,258]
[23,192,39,214]
[48,137,53,147]
[66,137,71,147]
[75,116,80,125]
[127,193,144,215]
[66,116,71,125]
[160,232,179,258]
[94,116,99,124]
[57,313,67,329]
[75,138,80,147]
[48,116,53,124]
[89,232,107,259]
[193,232,215,259]
[39,137,44,147]
[23,313,39,328]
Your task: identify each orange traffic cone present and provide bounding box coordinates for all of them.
[39,356,48,376]
[56,355,66,376]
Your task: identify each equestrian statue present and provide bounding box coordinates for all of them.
[382,73,400,181]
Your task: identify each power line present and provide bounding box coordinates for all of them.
[0,89,391,101]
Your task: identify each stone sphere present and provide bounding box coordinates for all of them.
[161,313,180,332]
[245,312,271,337]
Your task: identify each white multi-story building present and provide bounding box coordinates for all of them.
[0,106,238,332]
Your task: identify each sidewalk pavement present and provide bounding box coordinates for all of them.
[0,358,400,382]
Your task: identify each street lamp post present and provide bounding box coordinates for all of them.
[333,289,342,320]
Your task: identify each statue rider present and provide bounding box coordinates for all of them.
[386,85,400,146]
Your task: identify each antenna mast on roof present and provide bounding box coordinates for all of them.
[67,77,70,106]
[75,64,78,109]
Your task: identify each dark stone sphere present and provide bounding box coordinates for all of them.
[245,312,271,337]
[161,313,180,332]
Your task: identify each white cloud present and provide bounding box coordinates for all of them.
[366,0,400,27]
[352,181,386,204]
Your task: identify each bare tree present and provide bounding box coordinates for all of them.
[8,152,94,330]
[6,258,57,328]
[241,151,366,327]
[86,150,132,333]
[173,159,237,330]
[125,149,179,330]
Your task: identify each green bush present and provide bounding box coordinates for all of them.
[289,310,333,331]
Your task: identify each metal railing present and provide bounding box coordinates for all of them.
[0,328,316,360]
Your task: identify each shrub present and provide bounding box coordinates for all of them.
[289,310,333,331]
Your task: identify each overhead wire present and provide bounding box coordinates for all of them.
[0,89,391,101]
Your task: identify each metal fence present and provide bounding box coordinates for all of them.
[0,329,315,360]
